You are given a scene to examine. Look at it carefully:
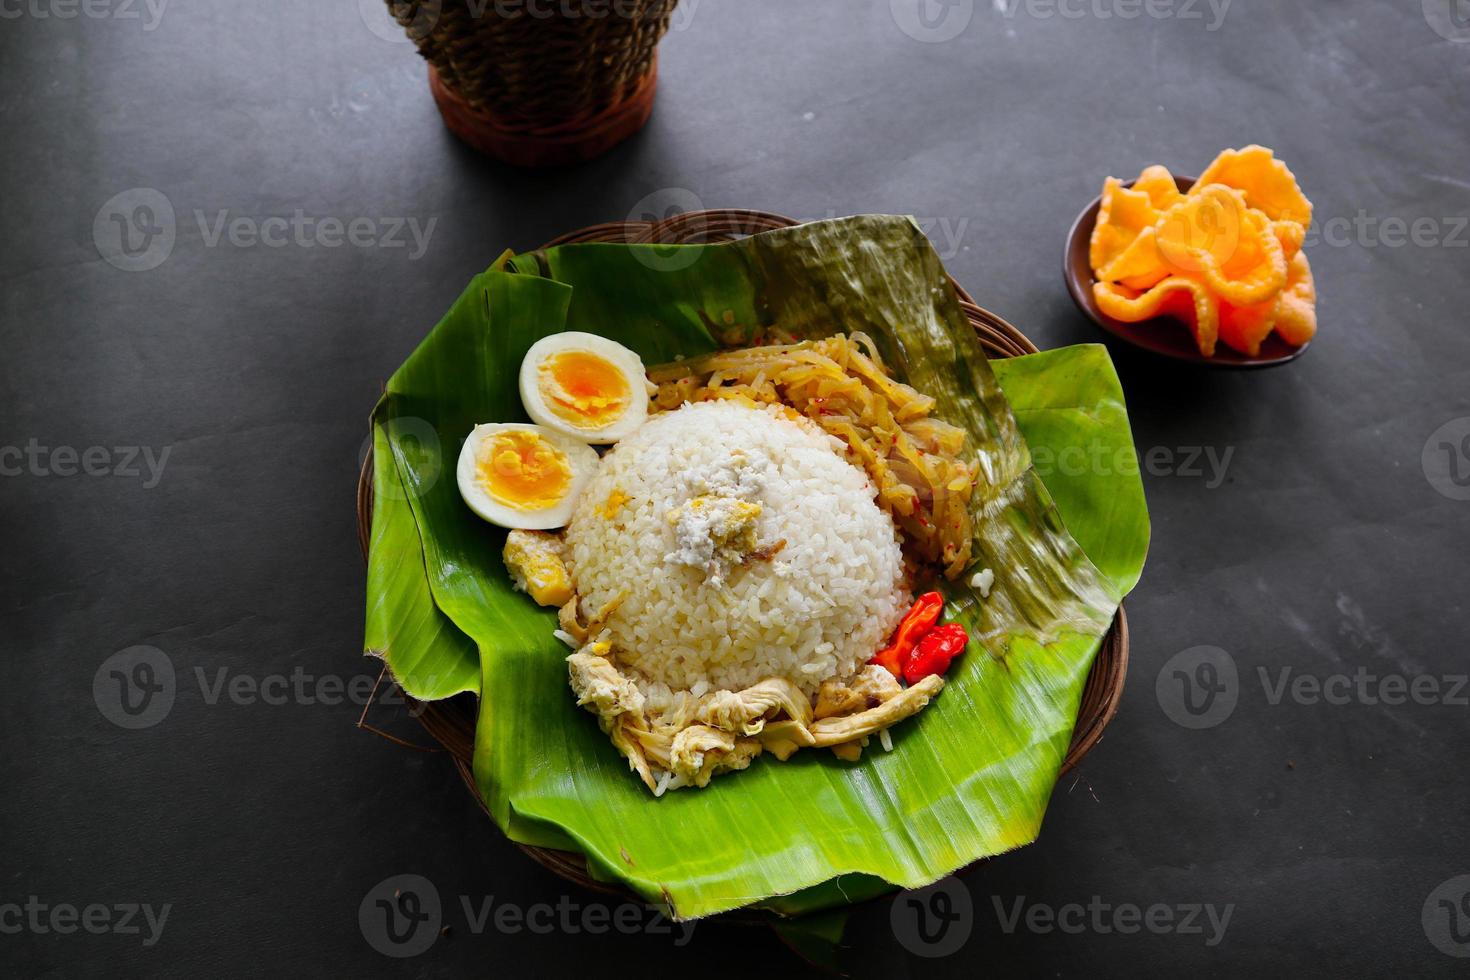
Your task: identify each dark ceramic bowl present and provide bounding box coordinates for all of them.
[1063,174,1311,369]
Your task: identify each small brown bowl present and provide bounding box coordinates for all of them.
[1063,174,1311,369]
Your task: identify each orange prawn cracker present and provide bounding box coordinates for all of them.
[1218,252,1317,355]
[1088,147,1315,357]
[1132,164,1185,212]
[1195,145,1313,225]
[1095,226,1170,290]
[1090,178,1164,271]
[1095,276,1221,358]
[1272,251,1317,346]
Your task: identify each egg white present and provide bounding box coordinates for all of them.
[518,332,649,444]
[456,422,599,530]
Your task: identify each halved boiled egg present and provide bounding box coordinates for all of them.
[456,423,598,530]
[519,332,648,444]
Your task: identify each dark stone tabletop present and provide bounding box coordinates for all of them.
[2,1,1467,976]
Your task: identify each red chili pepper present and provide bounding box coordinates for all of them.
[903,623,969,684]
[869,591,943,678]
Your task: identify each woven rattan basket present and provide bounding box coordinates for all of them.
[356,208,1131,911]
[387,0,677,166]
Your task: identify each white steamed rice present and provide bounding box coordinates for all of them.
[563,400,908,699]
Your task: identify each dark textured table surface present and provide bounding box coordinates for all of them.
[3,1,1468,976]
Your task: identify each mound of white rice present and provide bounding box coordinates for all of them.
[563,400,908,698]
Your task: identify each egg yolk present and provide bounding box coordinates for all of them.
[537,350,630,429]
[476,431,572,511]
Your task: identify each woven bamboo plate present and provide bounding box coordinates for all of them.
[356,208,1131,912]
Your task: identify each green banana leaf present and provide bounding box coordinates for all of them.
[362,343,1144,713]
[990,345,1149,598]
[365,216,1148,920]
[364,418,479,700]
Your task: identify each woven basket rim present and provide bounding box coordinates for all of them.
[356,208,1130,919]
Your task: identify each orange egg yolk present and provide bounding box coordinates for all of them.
[476,431,572,511]
[537,350,629,429]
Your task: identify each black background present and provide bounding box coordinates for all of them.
[3,1,1468,977]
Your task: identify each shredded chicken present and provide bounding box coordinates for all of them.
[567,651,644,718]
[558,597,590,646]
[669,726,763,788]
[755,676,944,759]
[567,641,946,793]
[806,675,944,742]
[697,677,813,734]
[814,664,902,719]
